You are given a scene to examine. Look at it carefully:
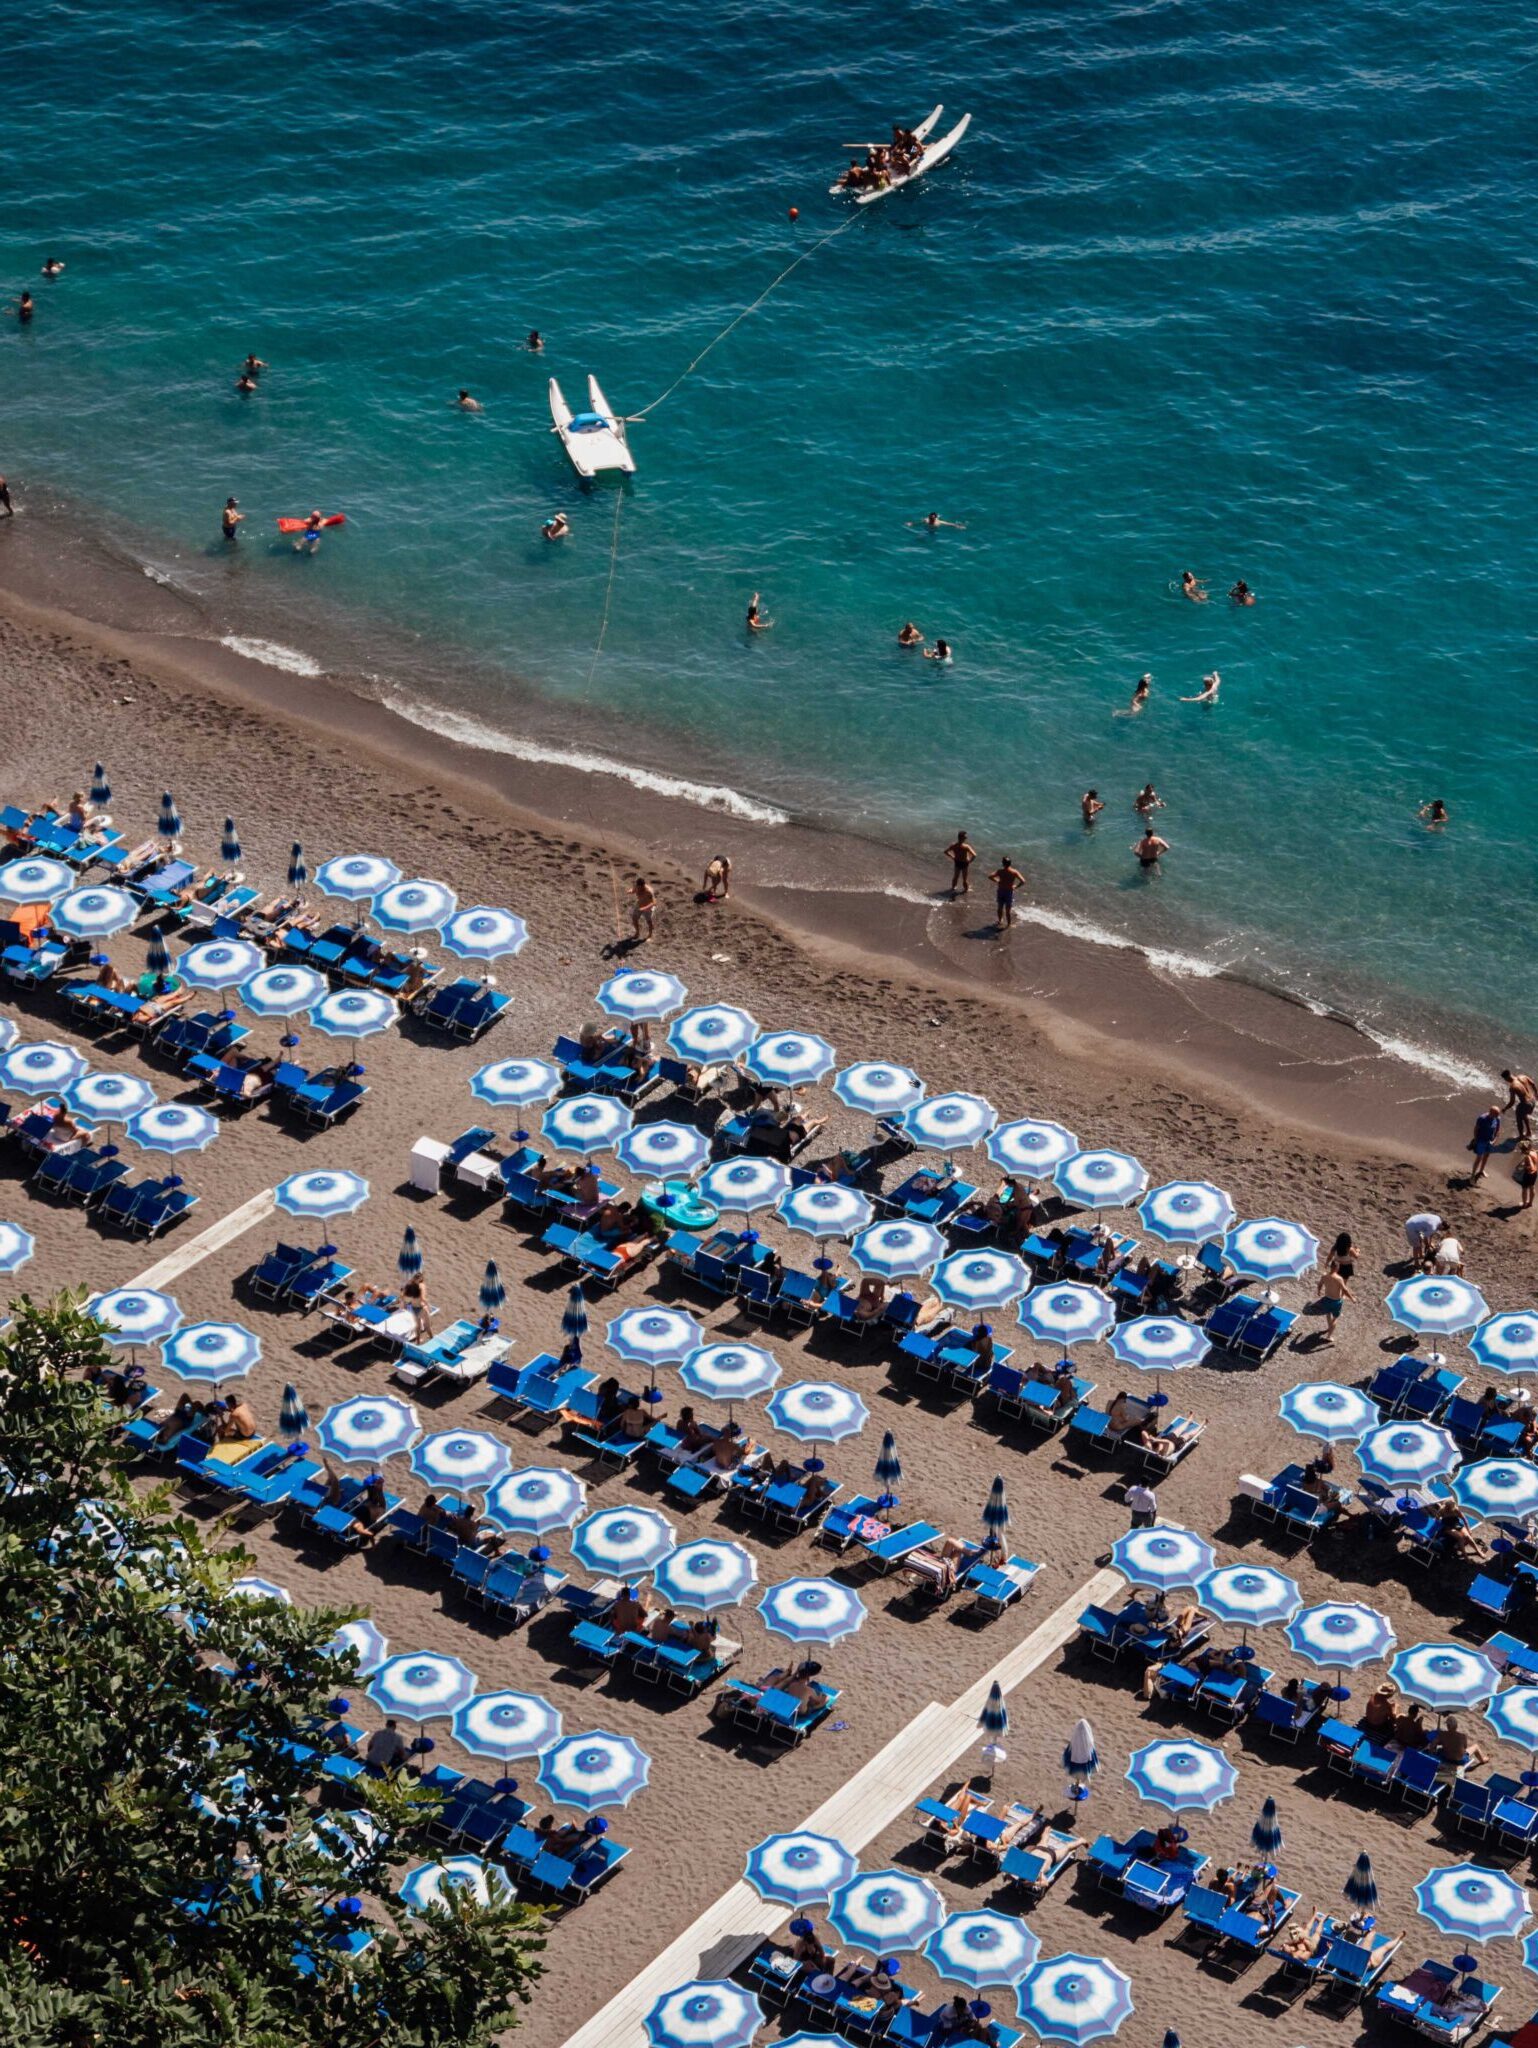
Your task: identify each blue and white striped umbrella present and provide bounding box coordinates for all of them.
[607,1305,702,1369]
[486,1466,587,1535]
[680,1343,781,1404]
[374,878,457,933]
[1222,1217,1319,1281]
[279,1384,310,1438]
[65,1071,156,1124]
[123,1102,217,1152]
[0,1222,35,1272]
[315,854,401,901]
[571,1505,676,1576]
[0,1040,88,1093]
[470,1056,562,1107]
[1344,1854,1378,1911]
[1138,1180,1235,1245]
[178,938,264,989]
[759,1576,866,1644]
[1127,1738,1237,1813]
[744,1831,856,1908]
[399,1855,513,1916]
[1453,1459,1538,1522]
[776,1183,874,1238]
[614,1120,710,1178]
[316,1395,420,1465]
[240,964,327,1017]
[409,1430,512,1492]
[1279,1380,1377,1441]
[983,1476,1010,1539]
[311,988,397,1038]
[849,1219,946,1278]
[0,1018,16,1053]
[89,763,111,807]
[1415,1864,1530,1945]
[654,1538,758,1612]
[1286,1602,1397,1670]
[275,1168,369,1218]
[163,1320,262,1382]
[644,1981,762,2048]
[537,1730,651,1811]
[1251,1798,1283,1858]
[1053,1149,1149,1210]
[286,841,308,889]
[367,1651,477,1722]
[698,1158,790,1213]
[90,1287,183,1346]
[933,1249,1030,1311]
[542,1094,633,1154]
[563,1284,588,1344]
[1017,1955,1134,2047]
[598,969,688,1020]
[1470,1314,1538,1375]
[1065,1720,1099,1786]
[1196,1564,1301,1630]
[157,792,181,841]
[1356,1420,1461,1487]
[667,1004,759,1063]
[51,886,137,938]
[442,906,528,961]
[833,1060,924,1116]
[326,1619,388,1673]
[903,1092,997,1152]
[925,1910,1039,1990]
[1019,1283,1115,1347]
[980,1679,1009,1738]
[230,1576,290,1603]
[397,1226,423,1279]
[220,819,242,865]
[145,926,171,977]
[874,1430,902,1493]
[987,1117,1079,1176]
[1105,1318,1205,1376]
[1485,1686,1538,1752]
[765,1381,869,1443]
[1389,1643,1501,1712]
[451,1689,562,1761]
[1110,1524,1216,1591]
[1387,1274,1490,1337]
[0,856,74,902]
[479,1261,504,1315]
[743,1030,836,1089]
[828,1871,945,1952]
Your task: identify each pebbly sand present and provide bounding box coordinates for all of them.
[2,576,1537,2048]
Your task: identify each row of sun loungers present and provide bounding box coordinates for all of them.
[3,1102,199,1236]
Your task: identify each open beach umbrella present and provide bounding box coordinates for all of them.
[399,1855,513,1917]
[643,1981,762,2048]
[326,1619,388,1673]
[536,1730,651,1810]
[1388,1274,1490,1338]
[0,1040,88,1093]
[828,1871,944,1952]
[1110,1524,1215,1591]
[1453,1458,1538,1522]
[442,906,528,961]
[1108,1316,1209,1374]
[562,1283,588,1345]
[1251,1797,1283,1858]
[542,1094,632,1154]
[743,1030,836,1089]
[1345,1853,1378,1911]
[397,1226,423,1280]
[89,763,111,807]
[667,1003,758,1063]
[1471,1313,1538,1375]
[654,1538,758,1612]
[926,1910,1039,1991]
[1138,1179,1235,1245]
[744,1831,857,1908]
[311,988,397,1038]
[0,1222,34,1273]
[275,1168,369,1218]
[874,1430,902,1500]
[1484,1686,1538,1753]
[1054,1149,1149,1210]
[698,1157,790,1213]
[903,1092,997,1151]
[230,1576,291,1604]
[179,938,264,989]
[614,1120,710,1179]
[470,1056,562,1107]
[123,1102,216,1152]
[241,963,327,1018]
[1285,1601,1396,1671]
[286,841,308,890]
[777,1183,874,1238]
[65,1071,156,1126]
[1356,1419,1460,1488]
[1126,1738,1238,1812]
[316,1394,420,1465]
[1196,1563,1301,1631]
[598,968,687,1020]
[766,1381,868,1444]
[157,792,181,842]
[1279,1380,1377,1441]
[279,1383,310,1438]
[409,1430,512,1493]
[1415,1864,1531,1945]
[367,1651,477,1722]
[983,1475,1010,1542]
[1016,1954,1134,2046]
[1222,1217,1319,1281]
[451,1689,562,1761]
[51,885,137,939]
[849,1218,945,1279]
[1019,1282,1115,1348]
[479,1261,505,1316]
[219,818,242,866]
[163,1320,261,1383]
[987,1116,1079,1176]
[607,1305,701,1370]
[374,877,457,933]
[315,854,400,902]
[0,856,74,903]
[486,1466,586,1535]
[571,1505,676,1576]
[90,1287,183,1347]
[833,1060,924,1115]
[758,1576,866,1644]
[680,1342,780,1404]
[933,1249,1030,1312]
[1389,1643,1501,1712]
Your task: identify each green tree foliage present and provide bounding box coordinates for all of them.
[0,1295,546,2046]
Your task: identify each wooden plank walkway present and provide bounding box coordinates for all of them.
[128,1184,275,1290]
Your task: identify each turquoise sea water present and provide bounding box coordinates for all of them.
[2,1,1533,1052]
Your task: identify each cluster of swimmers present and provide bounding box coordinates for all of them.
[1180,570,1255,605]
[835,122,928,192]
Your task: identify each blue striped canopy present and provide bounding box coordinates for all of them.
[979,1680,1009,1738]
[1485,1686,1538,1752]
[697,1157,790,1212]
[758,1576,866,1643]
[90,1287,183,1346]
[542,1094,633,1154]
[0,856,74,902]
[598,969,687,1020]
[241,963,327,1016]
[1279,1380,1377,1440]
[220,818,242,864]
[666,1004,758,1062]
[399,1854,513,1916]
[1019,1282,1115,1346]
[396,1225,423,1279]
[1110,1524,1215,1590]
[470,1056,562,1106]
[326,1618,388,1673]
[286,841,308,888]
[562,1284,588,1342]
[1415,1863,1530,1944]
[145,927,171,976]
[1453,1458,1538,1522]
[157,792,181,840]
[163,1320,262,1382]
[1344,1853,1377,1909]
[828,1870,944,1951]
[89,763,111,806]
[1053,1149,1149,1210]
[1356,1420,1460,1487]
[1196,1563,1301,1629]
[1108,1317,1209,1373]
[1126,1738,1237,1812]
[316,1394,419,1465]
[874,1430,902,1490]
[743,1030,836,1088]
[903,1092,997,1151]
[1251,1798,1283,1857]
[925,1908,1038,1989]
[276,1168,369,1217]
[1387,1274,1490,1336]
[776,1183,874,1238]
[987,1117,1078,1175]
[536,1730,650,1810]
[653,1538,757,1612]
[408,1430,512,1492]
[374,877,457,932]
[680,1342,780,1403]
[571,1505,676,1575]
[314,854,400,900]
[832,1060,924,1115]
[279,1383,310,1438]
[0,1221,35,1273]
[367,1651,477,1721]
[643,1980,762,2048]
[613,1120,710,1178]
[1222,1217,1319,1281]
[124,1101,216,1152]
[1138,1179,1234,1244]
[65,1071,156,1124]
[849,1219,946,1278]
[765,1380,868,1443]
[1470,1313,1538,1374]
[486,1465,586,1534]
[0,1040,88,1093]
[744,1830,856,1907]
[1389,1643,1501,1712]
[451,1689,561,1760]
[983,1475,1010,1536]
[179,938,264,989]
[50,886,137,938]
[933,1249,1030,1310]
[442,906,528,960]
[607,1305,701,1368]
[230,1576,290,1604]
[311,988,397,1037]
[1016,1954,1134,2046]
[1285,1601,1396,1670]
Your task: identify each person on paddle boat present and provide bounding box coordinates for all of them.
[898,621,924,646]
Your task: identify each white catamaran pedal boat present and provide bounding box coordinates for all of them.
[830,105,972,205]
[549,374,637,478]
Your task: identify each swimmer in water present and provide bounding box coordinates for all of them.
[456,389,483,411]
[235,372,257,394]
[746,592,773,632]
[241,354,267,379]
[1121,673,1152,716]
[41,258,64,278]
[908,511,966,531]
[898,622,924,647]
[924,637,953,664]
[293,510,324,556]
[1418,798,1449,829]
[221,496,244,543]
[1182,671,1221,703]
[1230,579,1256,605]
[1134,783,1165,819]
[542,512,570,541]
[1180,570,1207,603]
[1081,788,1104,827]
[1133,827,1169,873]
[16,292,34,324]
[527,330,544,352]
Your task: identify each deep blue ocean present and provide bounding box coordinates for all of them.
[1,1,1533,1063]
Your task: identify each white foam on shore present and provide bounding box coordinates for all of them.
[219,635,324,678]
[1363,1029,1492,1094]
[1016,901,1226,979]
[381,692,791,827]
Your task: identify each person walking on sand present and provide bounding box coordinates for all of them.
[990,857,1025,930]
[746,592,772,632]
[944,832,977,898]
[1133,827,1169,874]
[220,496,243,543]
[1505,1070,1538,1141]
[1081,789,1104,827]
[630,877,657,944]
[1126,1480,1159,1529]
[1469,1103,1502,1181]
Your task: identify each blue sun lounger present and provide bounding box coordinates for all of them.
[862,1521,941,1572]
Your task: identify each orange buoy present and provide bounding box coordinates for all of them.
[788,206,800,221]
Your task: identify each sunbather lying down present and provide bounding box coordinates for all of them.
[1274,1911,1329,1960]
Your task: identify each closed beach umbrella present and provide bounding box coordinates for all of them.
[850,1218,945,1278]
[743,1030,836,1089]
[399,1855,513,1916]
[562,1283,588,1344]
[1053,1149,1149,1210]
[123,1102,216,1152]
[374,877,457,933]
[163,1320,262,1383]
[1389,1643,1500,1712]
[397,1226,423,1279]
[51,885,137,939]
[536,1730,651,1810]
[275,1168,369,1218]
[287,841,308,889]
[89,762,111,807]
[614,1120,710,1179]
[141,929,171,983]
[220,818,242,865]
[479,1260,505,1315]
[643,1981,761,2048]
[1019,1282,1115,1348]
[279,1383,310,1439]
[0,856,74,903]
[1471,1313,1538,1375]
[0,1019,14,1054]
[409,1430,512,1493]
[828,1871,944,1952]
[979,1681,1009,1740]
[833,1060,924,1115]
[0,1222,35,1273]
[65,1071,155,1126]
[766,1380,868,1444]
[933,1249,1030,1311]
[607,1305,701,1368]
[367,1651,477,1722]
[598,968,687,1020]
[874,1429,902,1499]
[1196,1563,1301,1631]
[486,1465,586,1535]
[1485,1686,1538,1753]
[1415,1864,1530,1945]
[1108,1317,1209,1374]
[0,1040,88,1093]
[1387,1274,1490,1338]
[1453,1458,1538,1522]
[698,1157,790,1213]
[744,1830,856,1907]
[1016,1954,1134,2046]
[157,791,181,842]
[1064,1719,1098,1786]
[1285,1601,1396,1670]
[667,1003,758,1063]
[179,938,264,989]
[316,1394,419,1465]
[903,1091,997,1151]
[1279,1380,1377,1441]
[542,1093,632,1154]
[925,1909,1039,1990]
[1138,1179,1235,1244]
[311,988,397,1038]
[315,853,400,901]
[680,1342,780,1404]
[653,1538,758,1612]
[983,1475,1010,1541]
[571,1505,676,1576]
[241,963,327,1017]
[1251,1797,1283,1857]
[1344,1853,1378,1911]
[470,1056,562,1107]
[1126,1738,1237,1813]
[1110,1524,1215,1591]
[442,905,528,960]
[451,1689,561,1761]
[776,1183,873,1238]
[89,1287,183,1347]
[758,1576,866,1644]
[1356,1419,1460,1488]
[327,1618,388,1672]
[1222,1217,1319,1282]
[987,1116,1079,1176]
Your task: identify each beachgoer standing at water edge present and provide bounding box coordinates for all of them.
[221,497,243,542]
[1133,827,1169,874]
[990,857,1025,930]
[1504,1070,1537,1141]
[944,833,976,898]
[1468,1103,1502,1181]
[0,477,12,518]
[630,877,657,943]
